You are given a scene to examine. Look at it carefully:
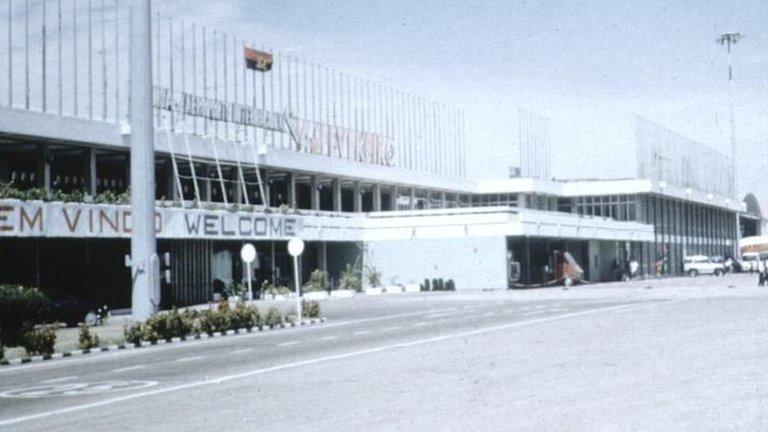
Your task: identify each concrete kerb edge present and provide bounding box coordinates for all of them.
[0,317,327,367]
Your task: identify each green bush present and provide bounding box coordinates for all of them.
[422,278,431,291]
[264,307,284,328]
[305,269,328,292]
[199,302,232,335]
[0,285,53,348]
[22,324,57,356]
[124,322,144,345]
[301,300,321,319]
[338,264,361,291]
[230,303,261,330]
[225,281,247,299]
[78,325,100,350]
[445,279,456,291]
[365,265,382,288]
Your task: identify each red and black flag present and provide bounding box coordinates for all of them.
[244,47,273,72]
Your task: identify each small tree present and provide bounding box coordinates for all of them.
[339,264,361,291]
[305,270,328,292]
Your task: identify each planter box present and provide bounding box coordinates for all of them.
[303,291,328,300]
[384,285,403,294]
[330,289,356,298]
[364,287,383,296]
[404,284,421,293]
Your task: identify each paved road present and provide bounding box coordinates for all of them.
[2,275,767,431]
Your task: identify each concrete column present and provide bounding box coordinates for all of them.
[261,169,270,207]
[372,184,382,212]
[332,179,342,212]
[36,143,51,193]
[440,191,447,209]
[202,166,212,202]
[390,186,399,211]
[83,148,97,196]
[310,176,320,210]
[409,188,416,210]
[353,181,362,213]
[517,193,528,209]
[286,172,296,208]
[231,168,242,204]
[129,0,159,321]
[164,160,177,200]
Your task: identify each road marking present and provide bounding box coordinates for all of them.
[41,375,77,384]
[353,330,370,336]
[521,311,540,316]
[176,356,205,363]
[413,322,429,327]
[112,365,146,373]
[382,326,403,332]
[425,311,461,319]
[232,348,253,355]
[482,312,495,317]
[319,336,338,341]
[277,341,300,347]
[0,300,671,427]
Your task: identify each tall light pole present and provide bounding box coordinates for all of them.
[718,32,742,257]
[717,32,741,201]
[129,0,158,321]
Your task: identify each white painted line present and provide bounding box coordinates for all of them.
[176,356,205,363]
[353,330,370,336]
[40,375,77,384]
[112,365,146,373]
[413,322,429,327]
[521,311,540,316]
[382,326,403,332]
[482,312,495,317]
[425,311,461,319]
[231,348,253,355]
[0,300,672,427]
[277,341,300,347]
[319,336,339,341]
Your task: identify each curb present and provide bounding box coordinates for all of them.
[0,317,326,367]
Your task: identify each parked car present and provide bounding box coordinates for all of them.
[683,255,725,277]
[740,253,761,273]
[43,289,98,327]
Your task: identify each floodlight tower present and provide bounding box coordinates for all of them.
[717,32,742,257]
[717,32,741,201]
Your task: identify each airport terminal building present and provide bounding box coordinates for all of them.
[0,3,761,308]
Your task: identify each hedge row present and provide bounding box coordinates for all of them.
[124,300,321,344]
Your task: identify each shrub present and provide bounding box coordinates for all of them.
[283,312,296,325]
[225,281,247,299]
[124,322,144,345]
[445,279,456,291]
[338,264,361,291]
[199,302,232,335]
[78,325,100,350]
[432,278,440,291]
[264,307,284,328]
[231,303,261,330]
[422,279,431,291]
[305,270,328,292]
[162,307,194,339]
[0,285,53,348]
[22,324,57,356]
[301,300,321,318]
[365,265,382,288]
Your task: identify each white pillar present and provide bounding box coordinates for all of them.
[129,0,158,321]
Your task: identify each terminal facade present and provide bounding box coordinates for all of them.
[0,3,761,309]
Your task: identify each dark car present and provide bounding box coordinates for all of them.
[43,289,98,327]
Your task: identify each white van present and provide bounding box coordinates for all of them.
[740,253,760,273]
[683,255,724,277]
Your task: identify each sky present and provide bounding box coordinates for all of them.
[155,0,767,206]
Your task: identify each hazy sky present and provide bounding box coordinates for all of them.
[156,0,766,203]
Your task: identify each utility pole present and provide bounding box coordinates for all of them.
[129,0,158,321]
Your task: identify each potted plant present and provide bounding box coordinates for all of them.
[364,265,383,295]
[225,281,246,305]
[303,269,328,300]
[332,264,359,298]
